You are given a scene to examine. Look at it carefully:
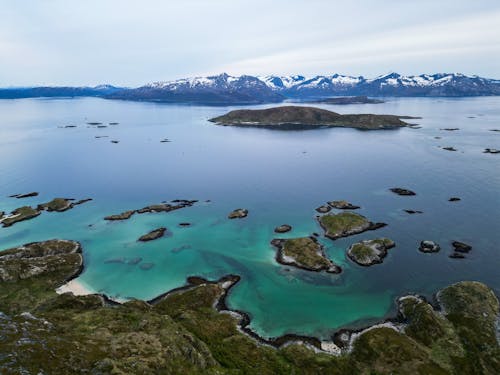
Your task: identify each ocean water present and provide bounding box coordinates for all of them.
[0,97,499,339]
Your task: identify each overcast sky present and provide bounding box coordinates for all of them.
[1,0,500,86]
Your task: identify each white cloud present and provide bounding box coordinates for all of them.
[0,0,499,85]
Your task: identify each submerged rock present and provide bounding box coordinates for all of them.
[127,257,142,265]
[419,240,440,253]
[274,224,292,233]
[390,188,416,196]
[449,252,466,259]
[319,212,386,240]
[271,237,341,273]
[228,208,248,219]
[347,238,395,266]
[104,258,126,264]
[328,200,360,210]
[139,262,155,270]
[138,228,168,242]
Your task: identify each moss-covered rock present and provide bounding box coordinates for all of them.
[328,200,360,210]
[274,224,292,233]
[347,238,395,266]
[271,237,341,273]
[0,206,41,227]
[104,210,136,220]
[228,208,248,219]
[319,212,386,240]
[37,198,73,212]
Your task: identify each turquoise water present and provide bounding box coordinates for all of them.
[0,97,499,339]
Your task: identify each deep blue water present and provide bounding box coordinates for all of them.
[0,97,499,339]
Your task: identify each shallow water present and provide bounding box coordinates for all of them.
[0,97,499,339]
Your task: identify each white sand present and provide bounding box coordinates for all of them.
[56,279,93,296]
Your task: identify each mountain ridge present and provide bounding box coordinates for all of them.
[1,72,499,103]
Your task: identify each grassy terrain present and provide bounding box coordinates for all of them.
[0,206,41,227]
[348,238,395,266]
[319,212,373,239]
[281,237,332,271]
[0,240,499,374]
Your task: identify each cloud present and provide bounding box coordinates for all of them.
[0,1,499,85]
[215,10,500,77]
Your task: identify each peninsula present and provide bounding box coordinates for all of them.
[209,106,416,130]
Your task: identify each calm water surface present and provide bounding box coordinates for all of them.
[0,97,499,339]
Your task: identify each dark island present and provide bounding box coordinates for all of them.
[209,106,417,130]
[138,227,168,242]
[313,95,385,105]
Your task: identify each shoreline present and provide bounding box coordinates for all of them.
[56,278,95,296]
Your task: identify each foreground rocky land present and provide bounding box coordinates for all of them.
[0,239,499,374]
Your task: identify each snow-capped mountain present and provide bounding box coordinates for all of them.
[116,72,500,102]
[108,73,284,104]
[259,72,500,97]
[1,73,499,102]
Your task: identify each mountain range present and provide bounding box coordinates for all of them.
[1,73,500,104]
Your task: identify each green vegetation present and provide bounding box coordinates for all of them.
[0,241,499,374]
[278,237,337,272]
[210,106,412,130]
[0,205,41,227]
[347,238,395,266]
[37,197,72,211]
[319,212,383,239]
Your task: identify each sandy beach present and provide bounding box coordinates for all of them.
[56,279,94,296]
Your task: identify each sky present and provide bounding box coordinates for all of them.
[1,0,500,87]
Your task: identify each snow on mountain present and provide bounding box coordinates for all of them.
[2,73,498,102]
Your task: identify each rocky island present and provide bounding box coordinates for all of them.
[209,106,416,130]
[138,227,168,242]
[314,95,384,105]
[0,206,41,227]
[328,200,360,210]
[104,200,197,221]
[228,208,248,219]
[347,238,395,266]
[270,237,341,273]
[319,212,387,240]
